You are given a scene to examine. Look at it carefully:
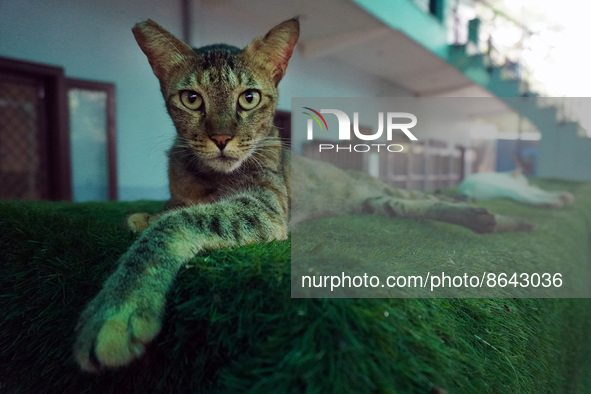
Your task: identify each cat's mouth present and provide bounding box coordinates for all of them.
[207,152,242,173]
[215,153,238,162]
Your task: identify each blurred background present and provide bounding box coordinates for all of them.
[1,0,590,202]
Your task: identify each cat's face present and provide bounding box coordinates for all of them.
[164,46,281,173]
[133,19,299,173]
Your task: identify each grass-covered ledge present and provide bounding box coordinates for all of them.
[1,180,591,393]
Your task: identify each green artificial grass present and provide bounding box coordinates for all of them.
[292,180,591,298]
[1,181,591,393]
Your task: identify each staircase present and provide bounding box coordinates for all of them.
[448,44,591,181]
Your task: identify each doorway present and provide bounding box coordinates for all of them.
[0,57,70,200]
[0,57,117,201]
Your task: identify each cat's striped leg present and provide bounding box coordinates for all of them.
[125,212,162,233]
[125,199,189,233]
[74,191,287,372]
[360,196,533,233]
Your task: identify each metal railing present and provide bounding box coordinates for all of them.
[446,0,588,135]
[449,1,546,92]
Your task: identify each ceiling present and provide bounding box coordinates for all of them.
[198,0,518,122]
[203,0,498,97]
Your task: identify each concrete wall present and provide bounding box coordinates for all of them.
[0,0,181,200]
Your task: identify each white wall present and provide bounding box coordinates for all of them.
[0,0,410,201]
[0,0,181,200]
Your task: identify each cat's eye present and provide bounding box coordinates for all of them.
[238,90,261,111]
[179,90,203,111]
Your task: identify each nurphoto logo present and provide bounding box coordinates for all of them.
[302,107,418,153]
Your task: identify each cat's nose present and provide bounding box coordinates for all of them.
[210,135,233,151]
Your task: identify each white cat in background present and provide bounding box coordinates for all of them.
[459,169,574,208]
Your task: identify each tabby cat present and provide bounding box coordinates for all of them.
[74,18,533,372]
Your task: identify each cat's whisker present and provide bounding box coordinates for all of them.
[75,17,301,372]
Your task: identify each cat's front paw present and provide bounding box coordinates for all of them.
[125,212,160,233]
[74,294,163,372]
[465,207,497,234]
[441,206,496,234]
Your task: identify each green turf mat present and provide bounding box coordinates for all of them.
[1,181,591,393]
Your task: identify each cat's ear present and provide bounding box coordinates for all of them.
[132,19,195,82]
[241,18,300,85]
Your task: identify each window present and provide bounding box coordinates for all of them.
[67,79,117,201]
[0,56,117,201]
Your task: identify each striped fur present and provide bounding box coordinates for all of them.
[74,18,297,372]
[290,156,534,233]
[74,18,534,372]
